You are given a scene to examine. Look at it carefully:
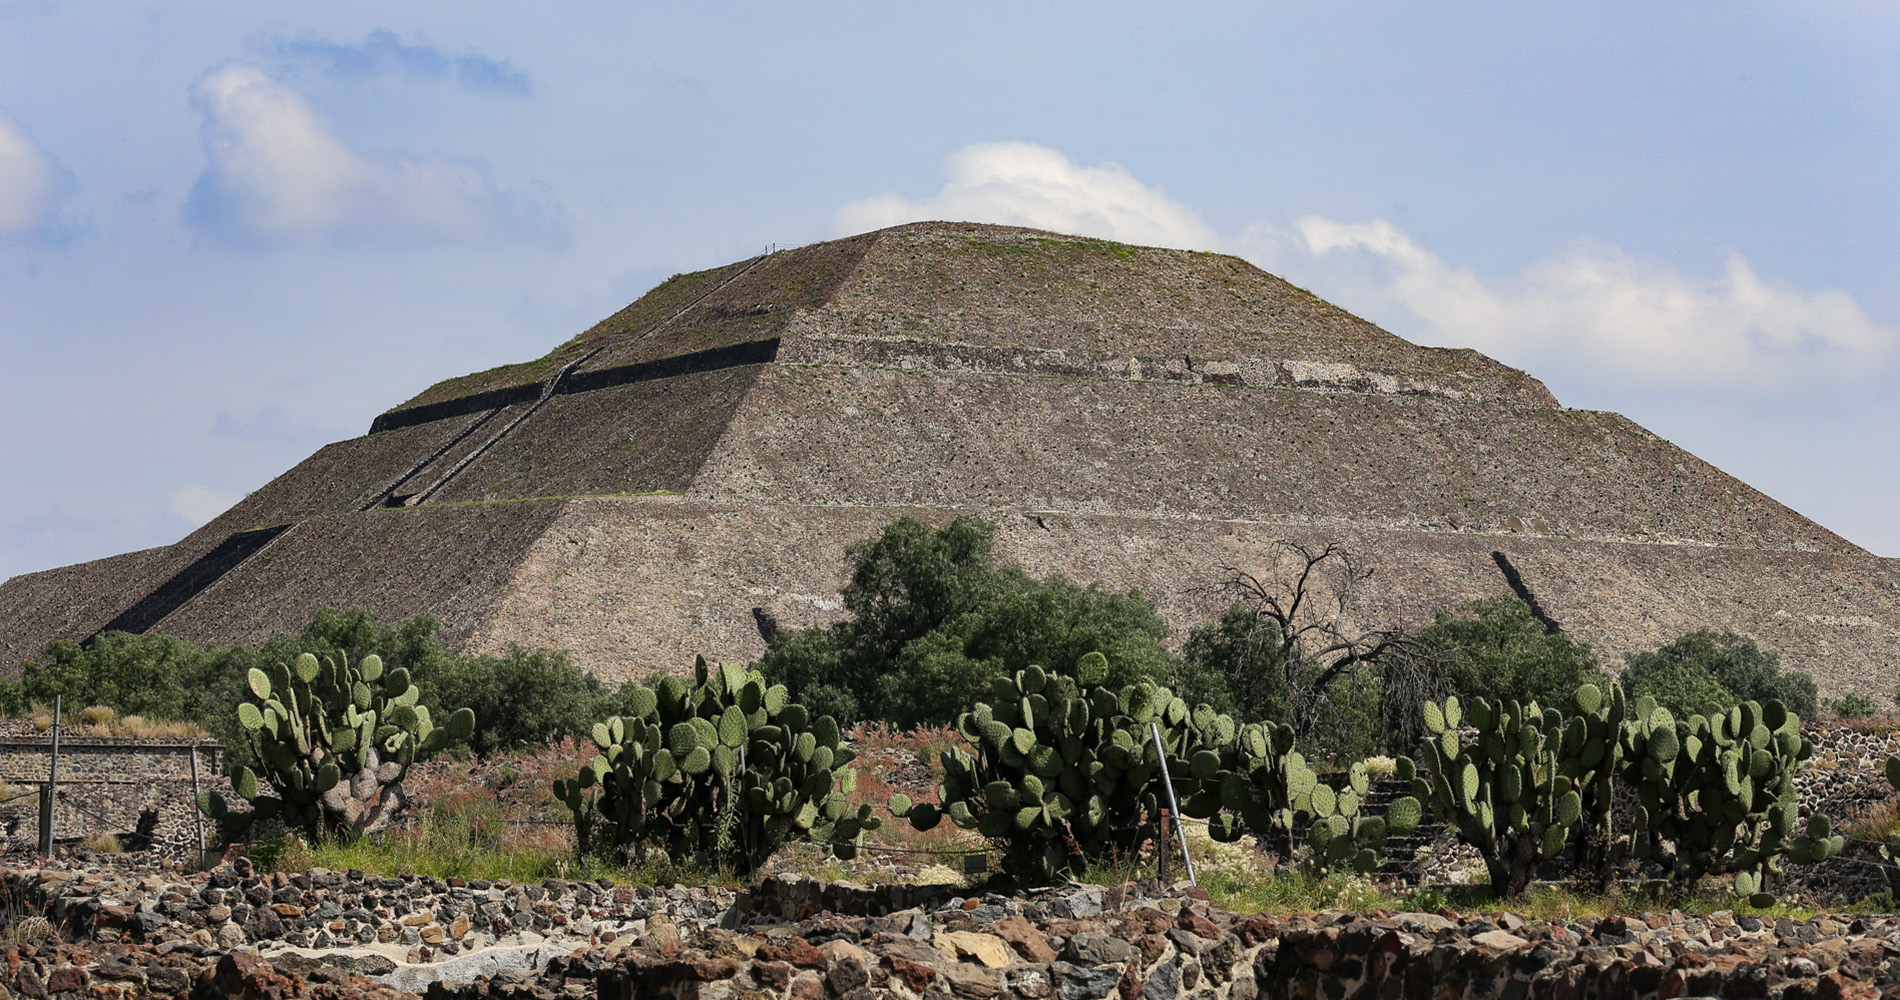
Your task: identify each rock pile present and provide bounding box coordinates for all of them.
[4,865,1900,999]
[432,885,1900,1000]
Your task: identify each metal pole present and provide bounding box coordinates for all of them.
[189,745,206,859]
[1148,722,1196,886]
[41,695,60,856]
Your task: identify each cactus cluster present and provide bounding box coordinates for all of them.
[1216,721,1421,874]
[890,653,1420,884]
[200,652,473,838]
[1620,696,1836,905]
[1154,695,1243,841]
[1299,759,1422,875]
[1228,722,1307,857]
[1561,681,1627,885]
[1415,691,1598,899]
[891,654,1209,884]
[554,657,877,873]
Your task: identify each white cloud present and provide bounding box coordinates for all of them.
[0,112,66,236]
[834,141,1219,250]
[184,66,566,246]
[1242,216,1898,389]
[169,486,240,527]
[841,142,1895,391]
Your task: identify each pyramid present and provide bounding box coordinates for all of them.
[4,222,1896,696]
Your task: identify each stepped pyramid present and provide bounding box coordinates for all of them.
[3,222,1896,695]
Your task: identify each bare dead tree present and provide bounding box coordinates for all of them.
[1208,540,1440,749]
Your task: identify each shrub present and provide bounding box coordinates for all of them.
[760,517,1170,727]
[420,646,629,756]
[1830,693,1878,719]
[1173,605,1285,722]
[1621,631,1817,719]
[1413,596,1607,712]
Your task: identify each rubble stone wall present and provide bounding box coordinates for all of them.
[1,865,1898,1000]
[0,737,225,855]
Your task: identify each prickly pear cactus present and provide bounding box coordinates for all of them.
[890,653,1219,885]
[1416,693,1589,899]
[1878,757,1900,904]
[1619,696,1834,906]
[1225,721,1306,858]
[1221,719,1420,874]
[1298,758,1422,875]
[1565,682,1626,885]
[199,652,473,838]
[555,657,877,873]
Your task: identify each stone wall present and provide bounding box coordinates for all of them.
[0,735,225,856]
[0,864,1896,1000]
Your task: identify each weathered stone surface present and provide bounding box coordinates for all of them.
[1065,934,1133,967]
[936,931,1012,969]
[989,915,1058,963]
[6,222,1894,700]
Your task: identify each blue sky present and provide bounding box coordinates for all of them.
[2,2,1896,581]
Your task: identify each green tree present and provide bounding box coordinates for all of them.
[1173,605,1288,721]
[757,516,1171,727]
[1621,630,1817,719]
[421,646,614,755]
[1173,604,1394,764]
[1414,595,1606,707]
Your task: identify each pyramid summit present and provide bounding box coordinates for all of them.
[4,222,1895,694]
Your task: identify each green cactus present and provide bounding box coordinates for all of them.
[198,652,473,839]
[1877,756,1900,905]
[1297,759,1422,875]
[1619,697,1834,905]
[555,656,876,873]
[1562,682,1626,888]
[893,657,1220,885]
[1415,692,1596,899]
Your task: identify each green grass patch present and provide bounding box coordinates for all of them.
[247,795,743,889]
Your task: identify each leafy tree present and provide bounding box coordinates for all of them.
[0,631,250,724]
[422,645,627,756]
[1413,595,1606,707]
[1621,630,1817,719]
[757,516,1171,727]
[1173,605,1288,721]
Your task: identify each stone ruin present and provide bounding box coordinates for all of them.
[1,222,1894,695]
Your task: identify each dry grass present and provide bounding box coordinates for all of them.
[19,704,208,739]
[115,715,210,738]
[82,834,122,855]
[1847,798,1900,842]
